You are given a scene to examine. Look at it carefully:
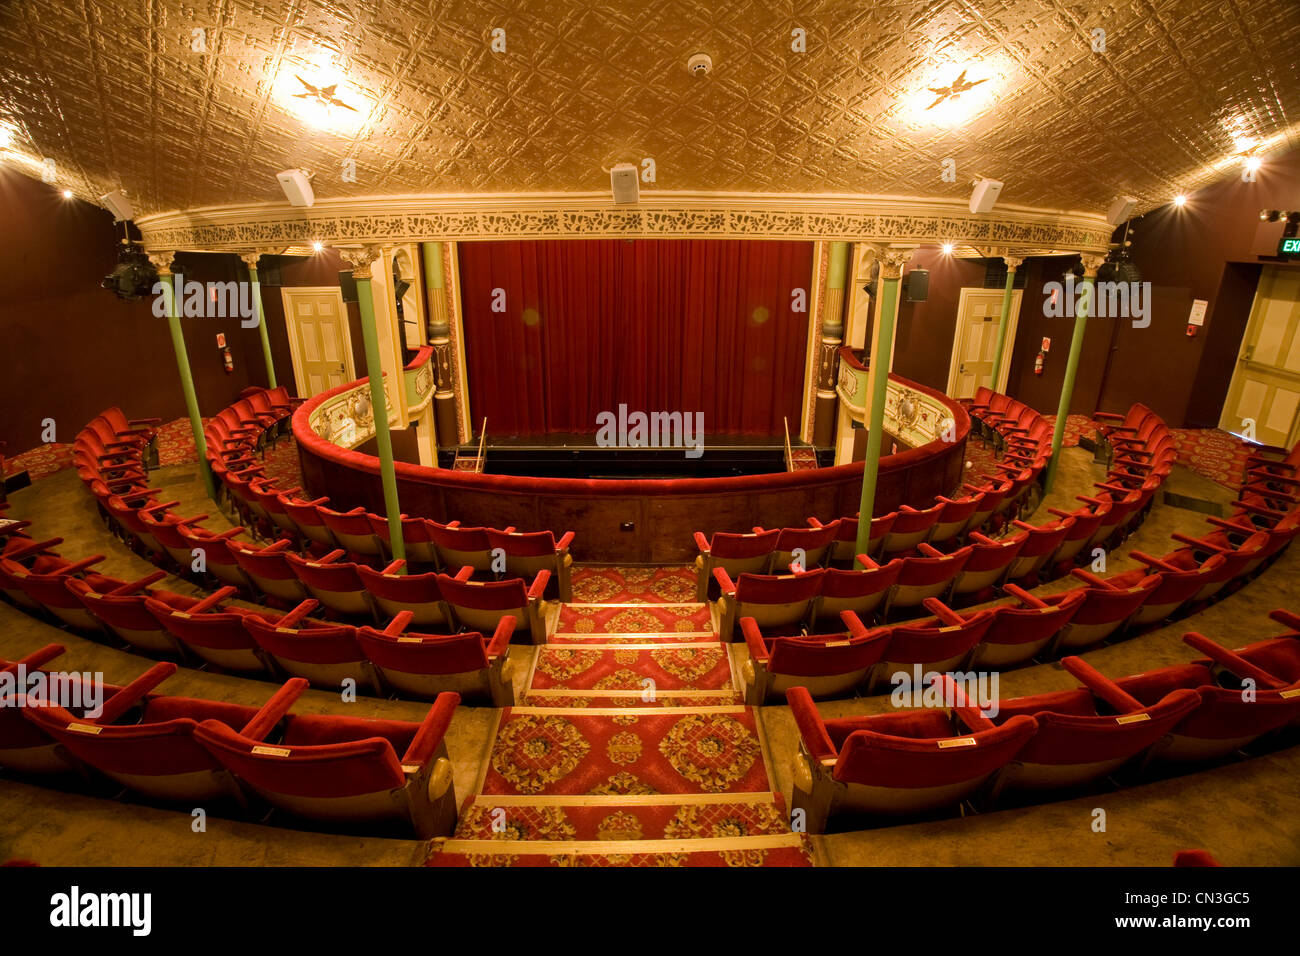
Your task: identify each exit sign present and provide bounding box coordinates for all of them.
[1280,237,1300,257]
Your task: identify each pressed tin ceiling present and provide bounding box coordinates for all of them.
[0,0,1298,222]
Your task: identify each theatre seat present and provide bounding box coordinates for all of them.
[285,550,374,618]
[810,513,894,564]
[367,513,439,567]
[437,568,549,644]
[882,501,944,554]
[144,587,273,673]
[69,574,192,657]
[485,528,575,601]
[356,560,452,628]
[713,567,824,640]
[813,557,902,625]
[970,586,1086,669]
[1046,570,1162,653]
[981,661,1201,796]
[740,611,888,704]
[0,644,90,775]
[318,505,385,560]
[867,600,995,692]
[20,662,256,804]
[948,532,1024,602]
[228,539,312,604]
[786,685,1036,832]
[428,521,495,571]
[692,529,779,601]
[758,521,839,572]
[356,611,515,705]
[887,545,972,617]
[242,601,379,694]
[193,680,460,838]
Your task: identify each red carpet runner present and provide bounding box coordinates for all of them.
[426,570,813,866]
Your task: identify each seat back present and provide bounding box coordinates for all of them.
[816,561,902,622]
[428,522,493,570]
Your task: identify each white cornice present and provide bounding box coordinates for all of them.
[136,191,1112,255]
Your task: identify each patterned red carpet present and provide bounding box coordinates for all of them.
[427,565,812,867]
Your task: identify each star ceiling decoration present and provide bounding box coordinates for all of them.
[926,70,987,110]
[293,76,357,112]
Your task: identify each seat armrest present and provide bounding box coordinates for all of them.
[239,678,310,741]
[1060,656,1146,713]
[739,617,769,662]
[487,616,516,659]
[98,663,179,723]
[784,687,836,763]
[527,569,552,600]
[692,531,711,553]
[402,692,461,769]
[712,567,736,595]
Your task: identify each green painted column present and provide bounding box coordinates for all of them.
[242,253,277,388]
[988,256,1022,391]
[158,264,216,500]
[353,256,407,564]
[1044,261,1098,492]
[854,256,906,556]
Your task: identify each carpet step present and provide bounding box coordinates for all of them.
[549,631,718,644]
[529,644,735,693]
[426,833,812,867]
[522,690,742,707]
[556,601,714,636]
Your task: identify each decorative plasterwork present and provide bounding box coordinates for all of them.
[135,193,1113,256]
[837,365,953,449]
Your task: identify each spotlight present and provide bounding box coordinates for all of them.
[1245,156,1262,174]
[941,242,954,255]
[1173,194,1187,207]
[101,240,159,300]
[61,189,73,199]
[312,241,324,253]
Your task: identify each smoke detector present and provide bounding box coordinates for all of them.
[687,53,712,76]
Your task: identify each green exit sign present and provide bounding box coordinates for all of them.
[1280,237,1300,257]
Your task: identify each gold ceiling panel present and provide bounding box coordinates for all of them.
[0,0,1297,219]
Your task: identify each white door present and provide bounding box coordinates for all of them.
[281,288,355,397]
[1220,266,1300,448]
[948,288,1022,398]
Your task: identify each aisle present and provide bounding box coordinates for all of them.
[426,569,814,866]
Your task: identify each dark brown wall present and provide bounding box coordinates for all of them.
[892,249,987,391]
[0,168,275,453]
[1004,146,1300,426]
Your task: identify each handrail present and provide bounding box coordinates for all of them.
[783,417,793,473]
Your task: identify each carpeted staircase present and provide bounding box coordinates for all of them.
[426,573,813,867]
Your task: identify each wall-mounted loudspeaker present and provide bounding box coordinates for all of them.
[1107,196,1137,226]
[610,163,640,204]
[277,168,315,207]
[99,190,134,222]
[906,269,929,302]
[969,178,1003,214]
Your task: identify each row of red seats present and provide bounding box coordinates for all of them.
[0,644,460,839]
[731,475,1300,701]
[0,520,537,702]
[786,613,1300,831]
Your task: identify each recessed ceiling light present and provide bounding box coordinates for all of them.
[1245,156,1262,173]
[1173,194,1187,207]
[61,189,73,198]
[312,241,324,253]
[941,242,954,255]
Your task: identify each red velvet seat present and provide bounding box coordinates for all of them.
[714,567,824,639]
[869,600,995,691]
[278,495,336,550]
[1004,517,1074,583]
[1045,571,1162,653]
[887,545,972,616]
[319,505,385,559]
[356,611,516,704]
[69,572,191,656]
[882,501,944,554]
[178,524,253,591]
[692,528,779,600]
[20,662,256,804]
[1117,552,1229,625]
[9,553,115,630]
[285,550,374,618]
[740,611,888,704]
[981,660,1201,795]
[0,644,91,775]
[367,513,439,566]
[356,560,452,628]
[228,539,311,604]
[961,479,1010,537]
[437,569,549,643]
[810,513,895,563]
[761,521,840,572]
[970,586,1086,668]
[485,528,575,601]
[242,600,378,693]
[786,685,1036,831]
[928,494,981,546]
[813,557,903,625]
[949,532,1024,600]
[144,587,273,673]
[193,680,460,838]
[428,521,494,571]
[0,540,66,610]
[1044,503,1106,570]
[1114,629,1300,763]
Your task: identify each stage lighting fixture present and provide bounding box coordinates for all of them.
[101,240,158,300]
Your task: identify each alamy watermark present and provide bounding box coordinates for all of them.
[0,666,105,718]
[890,665,1001,718]
[595,404,705,459]
[1042,274,1150,328]
[152,274,259,328]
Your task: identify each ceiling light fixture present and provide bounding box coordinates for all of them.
[941,242,954,255]
[1245,156,1262,174]
[1173,194,1187,207]
[312,241,324,253]
[61,189,72,198]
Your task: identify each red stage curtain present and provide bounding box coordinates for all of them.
[457,239,814,438]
